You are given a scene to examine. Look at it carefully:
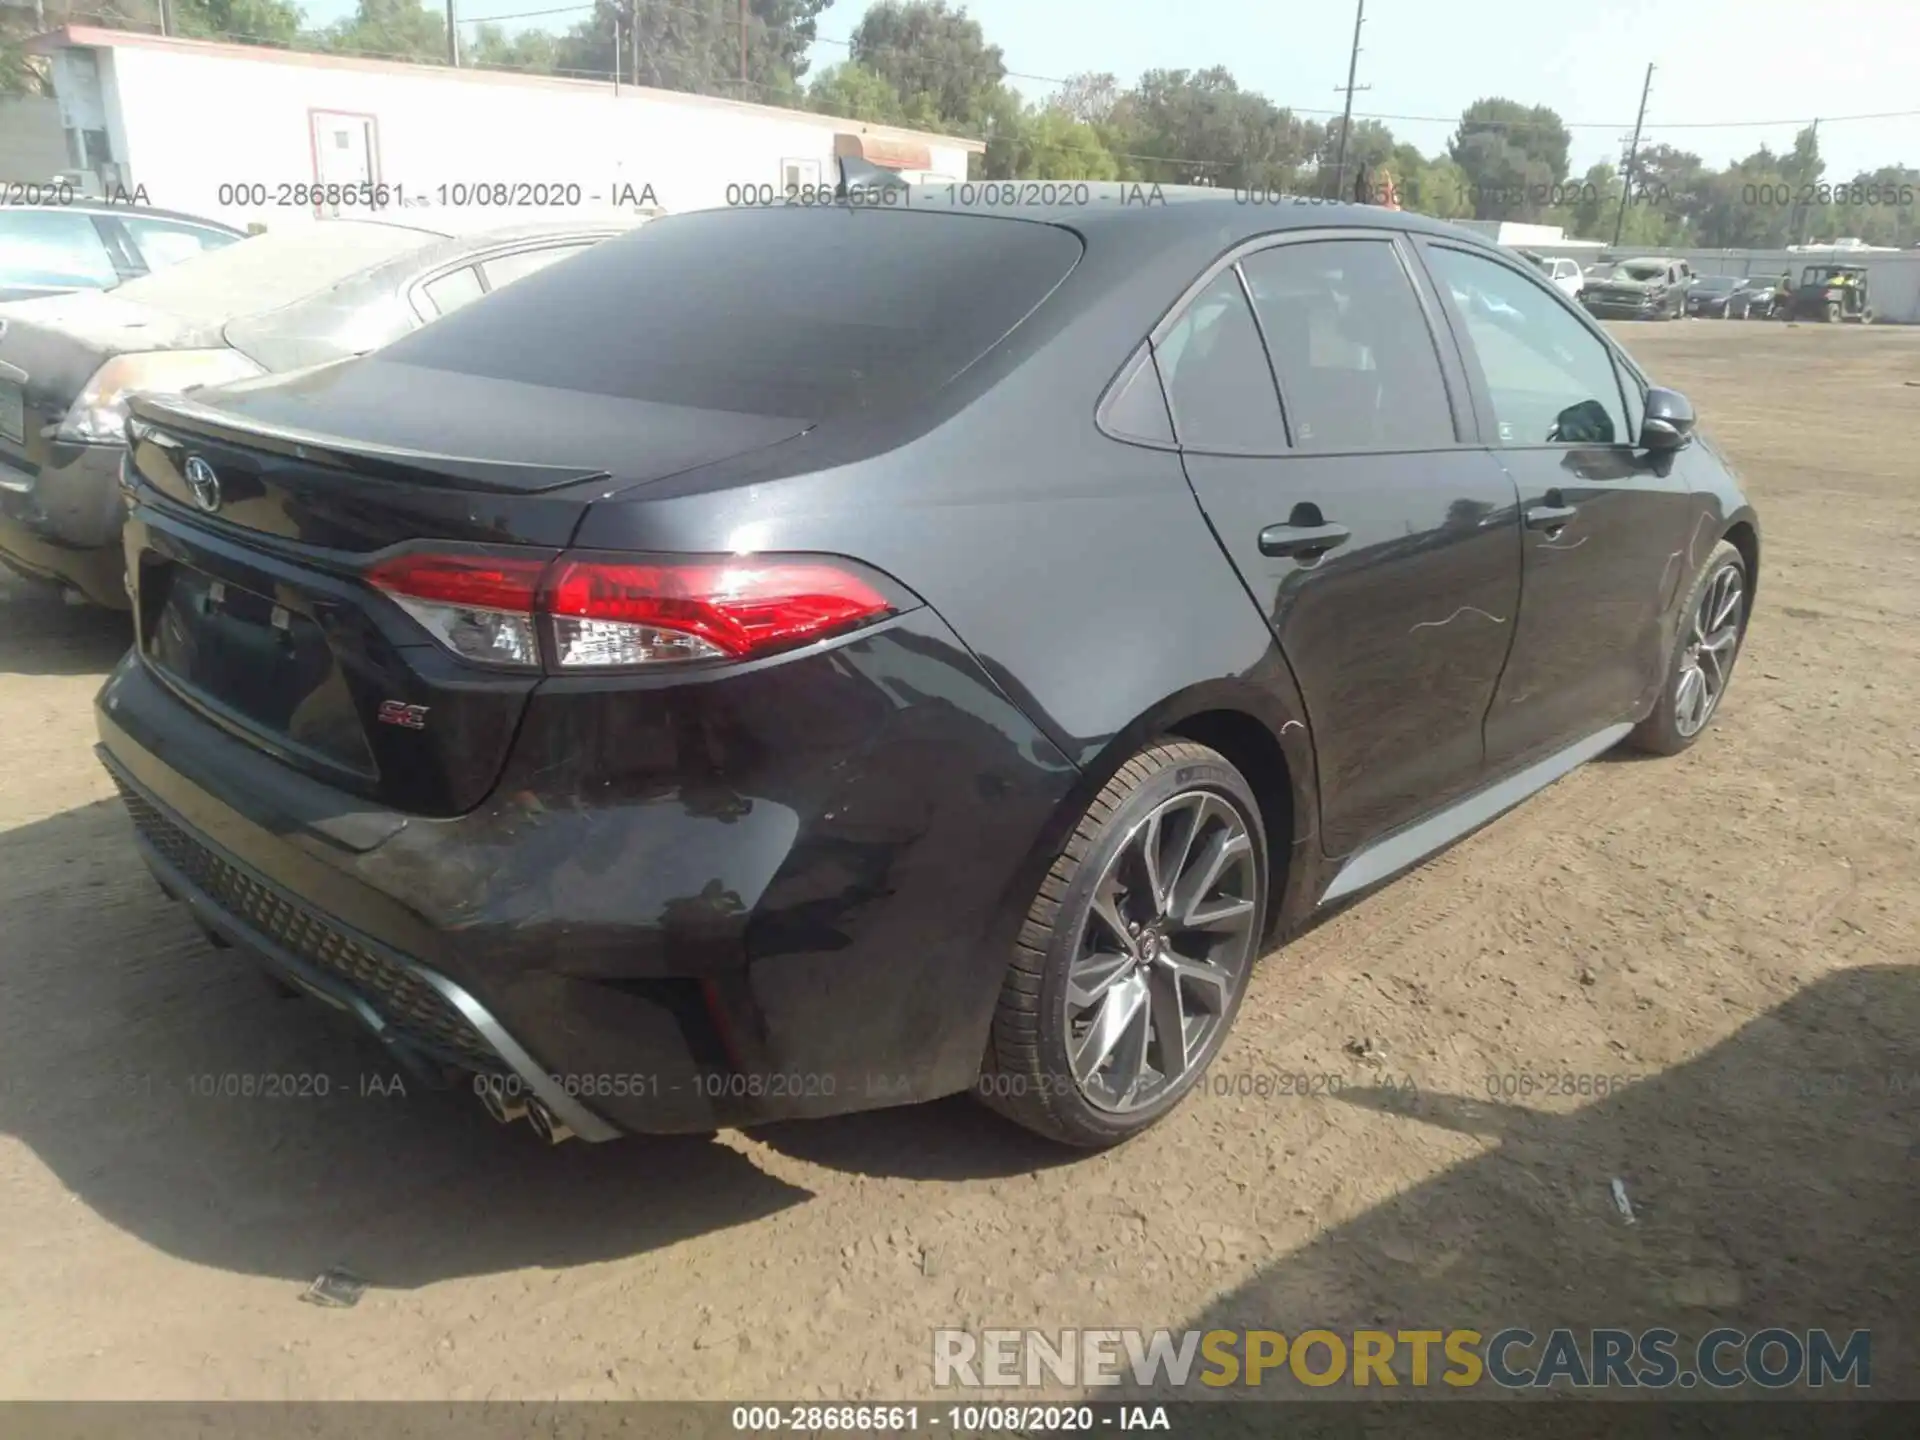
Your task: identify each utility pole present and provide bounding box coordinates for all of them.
[158,0,171,36]
[1331,0,1369,200]
[1611,63,1654,248]
[631,1,641,89]
[1787,117,1819,244]
[446,0,459,66]
[739,0,748,87]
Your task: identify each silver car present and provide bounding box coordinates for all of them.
[0,216,644,606]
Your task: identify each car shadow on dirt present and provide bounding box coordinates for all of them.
[0,797,818,1289]
[746,1093,1081,1181]
[0,789,1085,1290]
[1137,963,1918,1410]
[0,584,132,678]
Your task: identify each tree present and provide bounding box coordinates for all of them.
[1553,161,1617,240]
[316,0,446,62]
[806,61,907,124]
[1319,116,1395,193]
[1049,71,1120,126]
[174,0,304,46]
[1108,67,1320,190]
[1448,98,1571,219]
[850,0,1005,131]
[5,0,158,95]
[552,0,828,97]
[1395,155,1472,219]
[973,103,1118,181]
[464,24,561,74]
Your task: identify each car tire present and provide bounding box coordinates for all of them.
[1626,540,1750,757]
[978,739,1268,1148]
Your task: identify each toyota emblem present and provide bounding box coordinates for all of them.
[184,455,221,512]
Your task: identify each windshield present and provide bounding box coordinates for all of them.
[107,220,449,323]
[1695,277,1739,293]
[378,208,1086,421]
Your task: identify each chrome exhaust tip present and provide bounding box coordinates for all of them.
[477,1077,529,1125]
[526,1098,575,1145]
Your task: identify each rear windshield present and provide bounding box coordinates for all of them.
[1695,276,1739,292]
[375,207,1085,420]
[108,221,448,324]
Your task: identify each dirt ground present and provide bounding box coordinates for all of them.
[1,321,1915,1404]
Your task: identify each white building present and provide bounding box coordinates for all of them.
[26,26,983,229]
[1453,219,1607,253]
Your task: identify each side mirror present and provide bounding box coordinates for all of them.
[1640,386,1696,450]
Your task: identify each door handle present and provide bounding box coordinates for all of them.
[1526,503,1578,531]
[1258,521,1351,560]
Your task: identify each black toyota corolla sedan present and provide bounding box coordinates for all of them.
[93,189,1759,1150]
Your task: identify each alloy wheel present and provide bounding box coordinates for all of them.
[1675,562,1744,738]
[1063,789,1259,1113]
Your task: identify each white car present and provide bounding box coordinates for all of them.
[1540,256,1585,301]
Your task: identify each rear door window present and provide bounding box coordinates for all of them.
[1240,238,1456,452]
[377,208,1084,420]
[1154,270,1288,453]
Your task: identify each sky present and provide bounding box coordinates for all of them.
[296,0,1920,179]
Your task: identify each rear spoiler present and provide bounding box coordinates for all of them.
[127,391,611,495]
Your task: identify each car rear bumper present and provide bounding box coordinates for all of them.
[0,442,129,606]
[97,751,626,1140]
[93,610,1080,1136]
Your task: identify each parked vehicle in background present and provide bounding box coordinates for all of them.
[93,192,1759,1152]
[1517,251,1584,300]
[1727,276,1785,319]
[1581,257,1690,320]
[1786,264,1874,323]
[1686,275,1749,318]
[1541,256,1585,300]
[0,203,244,303]
[0,216,640,606]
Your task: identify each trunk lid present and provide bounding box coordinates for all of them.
[122,362,813,816]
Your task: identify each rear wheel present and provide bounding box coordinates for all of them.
[979,741,1268,1148]
[1627,540,1749,756]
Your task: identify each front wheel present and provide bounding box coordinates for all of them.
[979,740,1268,1148]
[1626,540,1750,756]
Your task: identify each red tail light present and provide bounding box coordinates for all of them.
[367,548,901,671]
[367,552,548,669]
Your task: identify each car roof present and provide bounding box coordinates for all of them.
[830,182,1521,271]
[2,201,245,234]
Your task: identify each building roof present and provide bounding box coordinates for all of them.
[28,25,986,155]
